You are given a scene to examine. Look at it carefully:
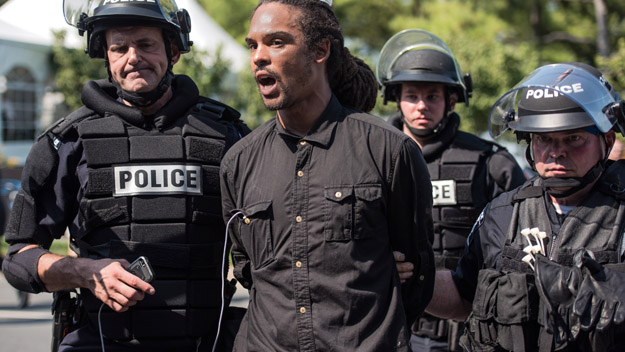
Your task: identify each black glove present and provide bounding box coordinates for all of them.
[573,253,625,332]
[534,254,582,343]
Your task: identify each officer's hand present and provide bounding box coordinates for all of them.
[573,253,625,331]
[534,254,582,342]
[83,258,155,312]
[393,251,414,283]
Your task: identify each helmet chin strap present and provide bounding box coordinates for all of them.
[541,162,605,198]
[111,70,174,108]
[402,115,447,138]
[526,134,610,198]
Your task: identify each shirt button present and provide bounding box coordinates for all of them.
[300,307,306,314]
[419,275,425,281]
[297,170,304,177]
[244,218,251,224]
[296,216,302,223]
[300,141,307,146]
[335,191,342,198]
[296,261,302,268]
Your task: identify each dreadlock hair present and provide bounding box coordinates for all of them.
[253,0,378,112]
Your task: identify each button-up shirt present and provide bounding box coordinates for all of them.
[220,96,434,352]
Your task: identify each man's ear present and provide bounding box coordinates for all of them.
[448,92,458,112]
[314,38,331,64]
[170,42,181,65]
[605,130,616,155]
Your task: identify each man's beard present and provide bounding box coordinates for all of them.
[258,58,313,111]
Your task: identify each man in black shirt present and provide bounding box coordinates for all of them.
[220,0,435,351]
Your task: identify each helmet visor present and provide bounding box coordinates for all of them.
[489,63,617,139]
[63,0,181,29]
[376,29,464,88]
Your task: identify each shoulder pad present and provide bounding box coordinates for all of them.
[38,107,95,150]
[194,97,241,122]
[512,179,542,202]
[454,131,499,153]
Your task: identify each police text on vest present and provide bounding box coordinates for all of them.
[432,179,457,206]
[113,164,202,196]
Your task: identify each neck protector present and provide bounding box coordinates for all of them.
[541,161,605,198]
[81,74,199,128]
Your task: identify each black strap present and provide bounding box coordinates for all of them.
[513,185,543,202]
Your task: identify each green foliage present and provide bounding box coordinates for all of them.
[333,0,406,51]
[173,45,231,98]
[50,31,108,111]
[597,38,625,95]
[198,0,256,45]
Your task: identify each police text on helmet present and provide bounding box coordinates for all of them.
[102,0,156,5]
[525,84,583,100]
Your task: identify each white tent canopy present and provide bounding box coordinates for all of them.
[0,0,248,71]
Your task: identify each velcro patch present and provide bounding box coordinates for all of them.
[113,164,202,196]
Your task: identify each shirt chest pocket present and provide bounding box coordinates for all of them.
[238,200,275,270]
[323,184,385,242]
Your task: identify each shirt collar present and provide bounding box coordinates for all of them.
[275,95,343,148]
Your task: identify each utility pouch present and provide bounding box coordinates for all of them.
[464,269,540,352]
[51,289,83,352]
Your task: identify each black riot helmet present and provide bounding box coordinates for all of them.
[376,29,473,105]
[63,0,192,58]
[489,62,624,140]
[489,62,625,198]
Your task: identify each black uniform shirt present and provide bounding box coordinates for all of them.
[220,95,435,351]
[451,190,516,302]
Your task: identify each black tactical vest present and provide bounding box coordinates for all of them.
[425,128,495,270]
[76,106,235,344]
[48,76,245,346]
[464,163,625,351]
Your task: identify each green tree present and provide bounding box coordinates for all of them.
[199,0,257,45]
[50,31,108,111]
[597,37,625,93]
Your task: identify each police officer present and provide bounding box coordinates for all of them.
[1,1,248,351]
[424,62,625,351]
[377,29,525,351]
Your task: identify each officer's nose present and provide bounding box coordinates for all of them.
[548,141,566,159]
[127,46,140,64]
[415,98,427,110]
